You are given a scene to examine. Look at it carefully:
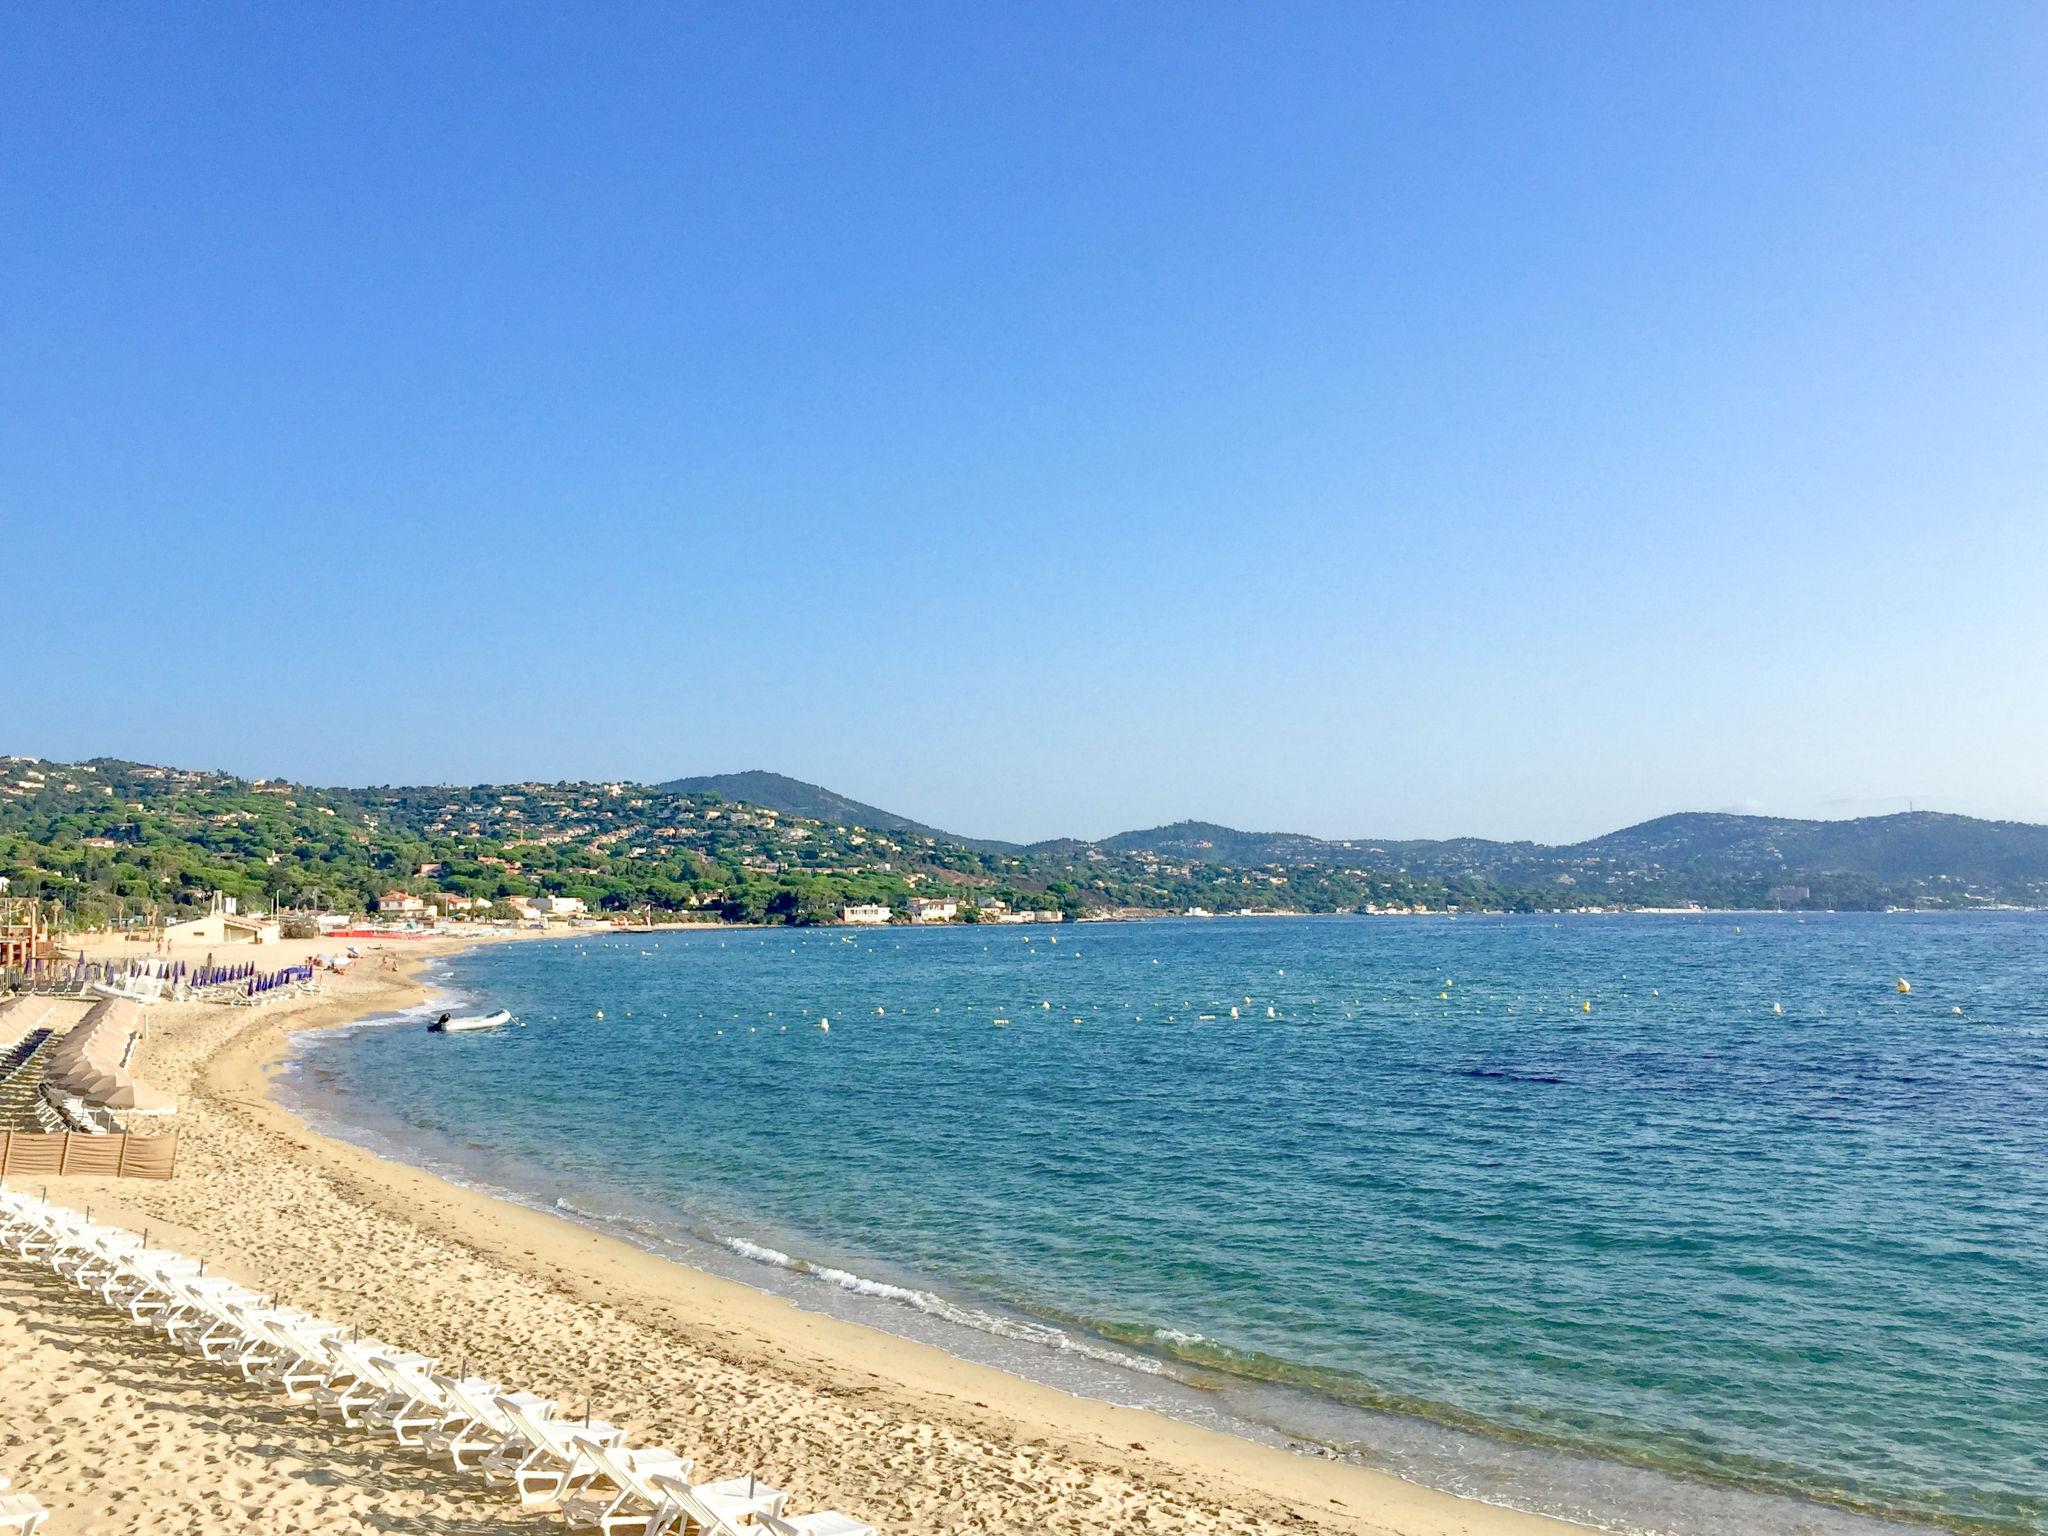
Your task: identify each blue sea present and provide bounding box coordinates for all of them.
[281,914,2048,1535]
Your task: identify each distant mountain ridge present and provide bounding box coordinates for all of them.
[1093,810,2048,890]
[657,773,2048,900]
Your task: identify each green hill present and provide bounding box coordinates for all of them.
[654,771,1014,852]
[4,755,2043,927]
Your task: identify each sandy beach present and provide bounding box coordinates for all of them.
[3,931,1583,1535]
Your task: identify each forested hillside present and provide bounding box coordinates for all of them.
[2,757,2039,928]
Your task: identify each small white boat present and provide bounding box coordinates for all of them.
[428,1008,512,1034]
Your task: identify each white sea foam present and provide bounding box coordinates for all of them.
[718,1236,1172,1375]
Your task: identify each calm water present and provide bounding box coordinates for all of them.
[284,914,2048,1534]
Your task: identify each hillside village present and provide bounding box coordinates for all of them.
[2,756,2043,941]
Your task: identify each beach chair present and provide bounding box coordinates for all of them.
[228,1305,347,1398]
[364,1353,472,1445]
[560,1436,693,1535]
[312,1334,418,1424]
[0,1490,49,1536]
[55,1227,144,1286]
[646,1472,790,1536]
[423,1374,553,1471]
[754,1514,875,1536]
[13,1206,88,1262]
[482,1396,622,1509]
[159,1276,263,1352]
[95,1246,196,1309]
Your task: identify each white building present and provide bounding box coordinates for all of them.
[840,903,893,926]
[533,894,588,917]
[906,896,958,924]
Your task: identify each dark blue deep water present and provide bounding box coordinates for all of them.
[287,914,2048,1534]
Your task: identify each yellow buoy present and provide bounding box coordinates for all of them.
[1772,1002,1783,1015]
[1581,1000,1592,1013]
[595,1010,604,1020]
[1438,991,1449,1001]
[1896,978,1911,994]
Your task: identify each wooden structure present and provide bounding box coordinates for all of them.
[0,1129,177,1179]
[0,897,52,972]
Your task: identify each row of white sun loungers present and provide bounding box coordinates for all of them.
[0,1188,874,1536]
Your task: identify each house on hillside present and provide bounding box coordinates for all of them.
[906,896,958,924]
[840,903,892,926]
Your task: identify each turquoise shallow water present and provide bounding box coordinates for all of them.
[287,914,2048,1534]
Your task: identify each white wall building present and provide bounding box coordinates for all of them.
[840,903,893,925]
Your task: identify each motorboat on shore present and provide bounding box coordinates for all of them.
[428,1008,512,1034]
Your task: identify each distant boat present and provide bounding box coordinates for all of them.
[428,1008,512,1034]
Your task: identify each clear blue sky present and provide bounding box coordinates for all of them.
[5,3,2045,843]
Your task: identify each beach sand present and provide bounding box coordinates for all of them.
[4,931,1583,1535]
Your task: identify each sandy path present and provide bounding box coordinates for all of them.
[3,936,1578,1535]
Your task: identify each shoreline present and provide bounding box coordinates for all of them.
[18,932,1586,1536]
[280,934,1947,1536]
[238,945,1588,1535]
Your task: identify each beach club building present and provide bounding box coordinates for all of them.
[839,902,893,925]
[163,910,281,946]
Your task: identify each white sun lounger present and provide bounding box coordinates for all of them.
[560,1436,694,1535]
[312,1334,418,1424]
[0,1491,49,1536]
[227,1304,347,1397]
[15,1208,93,1262]
[363,1354,477,1445]
[423,1374,553,1470]
[55,1228,145,1286]
[97,1247,200,1309]
[161,1277,265,1353]
[483,1396,622,1509]
[754,1514,876,1536]
[646,1472,791,1536]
